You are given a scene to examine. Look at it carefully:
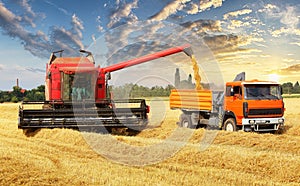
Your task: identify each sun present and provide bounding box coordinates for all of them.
[268,74,280,82]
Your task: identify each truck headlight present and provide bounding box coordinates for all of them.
[249,120,255,124]
[278,119,284,124]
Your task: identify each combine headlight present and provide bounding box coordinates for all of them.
[249,120,255,124]
[278,119,284,123]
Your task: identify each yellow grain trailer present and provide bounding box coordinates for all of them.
[169,89,223,128]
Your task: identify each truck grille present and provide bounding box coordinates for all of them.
[248,108,282,116]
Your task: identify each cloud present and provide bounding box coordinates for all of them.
[150,0,224,21]
[271,27,300,37]
[98,20,217,69]
[107,0,138,28]
[0,2,48,58]
[291,42,300,47]
[0,2,22,32]
[102,16,261,71]
[71,14,84,39]
[270,6,300,37]
[258,3,278,14]
[204,34,249,51]
[103,18,224,66]
[96,15,104,32]
[203,34,262,62]
[186,2,199,14]
[14,0,35,17]
[44,0,70,16]
[0,2,84,58]
[283,58,295,63]
[223,9,252,20]
[49,14,85,54]
[26,67,45,73]
[31,13,84,57]
[273,64,300,75]
[150,0,190,21]
[260,54,271,58]
[199,0,223,12]
[227,19,250,30]
[279,6,299,28]
[180,19,222,34]
[12,0,38,27]
[97,25,104,32]
[259,4,300,37]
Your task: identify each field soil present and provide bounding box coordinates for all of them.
[0,98,300,185]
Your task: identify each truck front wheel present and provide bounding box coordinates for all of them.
[223,118,237,131]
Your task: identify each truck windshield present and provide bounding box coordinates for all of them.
[244,84,281,100]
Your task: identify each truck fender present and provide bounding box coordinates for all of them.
[222,111,237,127]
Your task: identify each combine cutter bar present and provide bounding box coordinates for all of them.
[18,99,148,130]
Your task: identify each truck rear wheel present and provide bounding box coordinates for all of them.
[179,113,194,128]
[223,118,237,131]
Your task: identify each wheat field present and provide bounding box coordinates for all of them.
[0,98,300,185]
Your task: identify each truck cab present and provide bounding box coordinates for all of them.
[223,80,285,132]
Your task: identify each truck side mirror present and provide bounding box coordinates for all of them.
[279,86,283,95]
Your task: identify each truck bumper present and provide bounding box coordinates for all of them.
[242,117,284,132]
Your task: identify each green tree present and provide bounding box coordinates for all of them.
[33,92,44,101]
[37,85,45,93]
[3,94,10,102]
[282,82,293,94]
[11,96,19,103]
[22,85,45,101]
[293,81,300,93]
[12,86,23,100]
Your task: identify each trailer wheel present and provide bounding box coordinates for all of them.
[179,114,194,128]
[223,118,237,131]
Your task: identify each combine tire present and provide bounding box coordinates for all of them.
[223,118,237,131]
[23,128,41,137]
[179,114,194,128]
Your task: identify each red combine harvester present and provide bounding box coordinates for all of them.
[18,44,192,132]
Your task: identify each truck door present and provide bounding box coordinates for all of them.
[224,85,244,125]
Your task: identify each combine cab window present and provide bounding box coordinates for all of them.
[62,72,96,101]
[244,84,281,100]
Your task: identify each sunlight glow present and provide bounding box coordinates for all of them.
[268,74,280,83]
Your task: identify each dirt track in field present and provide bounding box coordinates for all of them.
[0,98,300,185]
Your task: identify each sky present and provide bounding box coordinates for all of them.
[0,0,299,90]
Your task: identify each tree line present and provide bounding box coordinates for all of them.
[281,81,300,94]
[110,82,300,98]
[0,85,45,103]
[0,83,175,103]
[0,81,299,103]
[109,83,175,99]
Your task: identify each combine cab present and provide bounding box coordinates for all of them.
[18,44,193,132]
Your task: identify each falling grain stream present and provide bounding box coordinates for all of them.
[190,55,203,90]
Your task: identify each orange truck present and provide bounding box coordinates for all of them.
[169,72,285,132]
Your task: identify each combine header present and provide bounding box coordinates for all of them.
[18,44,193,132]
